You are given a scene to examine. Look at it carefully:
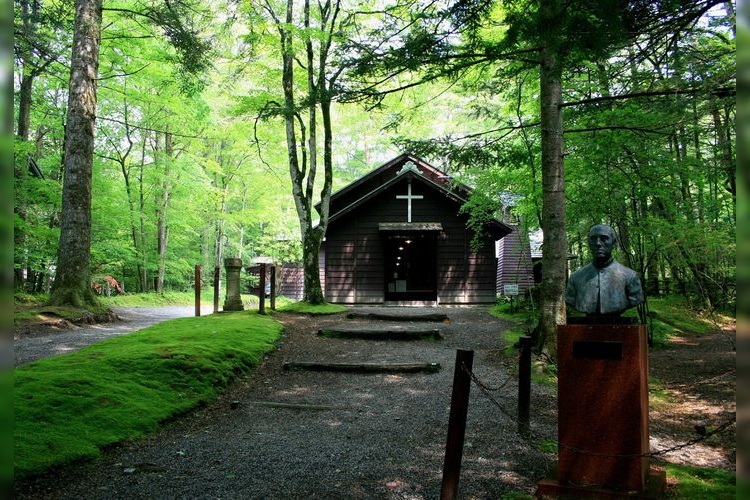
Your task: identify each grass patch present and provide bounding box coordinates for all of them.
[98,290,207,307]
[99,290,298,310]
[647,377,675,411]
[489,300,535,358]
[501,491,533,499]
[489,302,557,386]
[537,438,557,454]
[666,463,735,499]
[647,296,721,335]
[276,301,348,315]
[489,294,723,355]
[14,311,282,479]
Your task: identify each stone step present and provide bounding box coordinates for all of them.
[346,311,450,322]
[283,361,441,373]
[318,325,442,340]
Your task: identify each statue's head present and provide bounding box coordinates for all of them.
[588,224,616,265]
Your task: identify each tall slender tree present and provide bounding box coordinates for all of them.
[259,0,342,303]
[48,0,102,306]
[537,0,566,356]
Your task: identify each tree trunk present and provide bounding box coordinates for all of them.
[137,157,148,292]
[213,178,228,270]
[14,75,30,288]
[271,0,337,304]
[155,131,172,292]
[14,0,35,289]
[536,0,567,357]
[302,227,325,303]
[48,0,102,307]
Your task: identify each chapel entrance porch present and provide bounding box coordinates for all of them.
[382,232,437,302]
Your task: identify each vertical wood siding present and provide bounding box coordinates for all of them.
[496,225,535,295]
[278,266,304,300]
[323,176,500,304]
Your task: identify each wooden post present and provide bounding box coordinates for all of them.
[270,265,276,311]
[518,336,532,436]
[258,263,267,315]
[440,349,474,500]
[213,266,220,313]
[194,264,201,317]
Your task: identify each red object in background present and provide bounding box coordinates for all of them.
[92,275,124,295]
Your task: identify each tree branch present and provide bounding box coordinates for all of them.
[561,86,736,108]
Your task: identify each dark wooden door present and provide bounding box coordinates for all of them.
[383,233,437,301]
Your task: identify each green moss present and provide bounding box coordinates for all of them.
[647,377,675,411]
[276,301,347,315]
[14,311,282,479]
[647,296,722,336]
[666,463,735,499]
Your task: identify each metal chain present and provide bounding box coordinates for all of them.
[463,364,736,459]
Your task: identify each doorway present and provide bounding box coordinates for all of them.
[383,233,437,301]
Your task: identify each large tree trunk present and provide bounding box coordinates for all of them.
[48,0,102,307]
[536,0,567,357]
[301,226,325,303]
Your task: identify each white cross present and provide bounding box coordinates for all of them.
[396,180,423,222]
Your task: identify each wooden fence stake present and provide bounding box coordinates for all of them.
[213,266,220,313]
[270,264,276,311]
[194,264,201,317]
[518,336,532,436]
[440,349,474,500]
[258,262,267,315]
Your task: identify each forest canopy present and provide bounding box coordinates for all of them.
[14,0,735,316]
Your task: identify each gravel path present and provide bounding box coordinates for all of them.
[14,305,214,367]
[15,306,558,499]
[14,307,735,498]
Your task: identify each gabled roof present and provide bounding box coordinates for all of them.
[320,153,512,238]
[326,153,453,203]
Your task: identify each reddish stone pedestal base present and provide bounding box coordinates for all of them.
[556,324,651,490]
[535,466,667,499]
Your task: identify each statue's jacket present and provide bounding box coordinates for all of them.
[565,260,644,315]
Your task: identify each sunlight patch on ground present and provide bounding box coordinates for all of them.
[276,385,310,396]
[650,435,733,469]
[353,391,375,400]
[667,337,699,346]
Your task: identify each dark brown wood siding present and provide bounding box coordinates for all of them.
[323,176,499,304]
[496,225,535,295]
[278,266,304,300]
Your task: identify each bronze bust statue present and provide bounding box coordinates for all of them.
[565,224,644,316]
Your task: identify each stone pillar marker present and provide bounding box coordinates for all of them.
[223,257,244,311]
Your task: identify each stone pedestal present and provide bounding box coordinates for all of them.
[535,323,665,498]
[223,258,244,311]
